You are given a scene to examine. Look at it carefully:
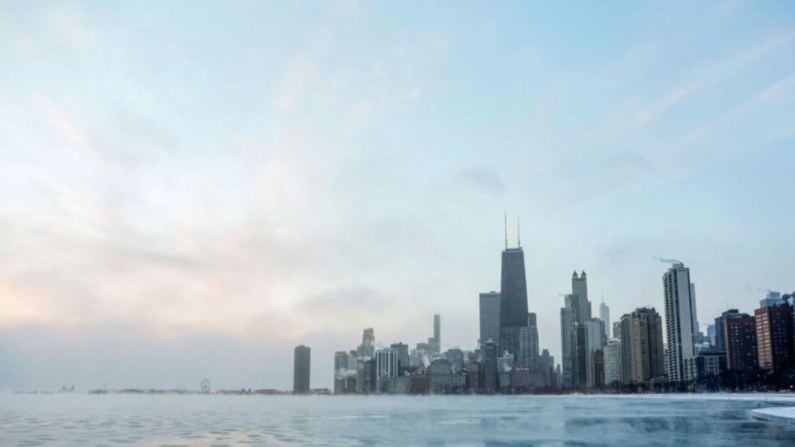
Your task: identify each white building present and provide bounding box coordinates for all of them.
[375,348,399,379]
[663,262,699,382]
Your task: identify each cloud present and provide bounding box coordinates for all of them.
[51,3,93,49]
[275,55,317,110]
[456,166,506,196]
[636,28,795,125]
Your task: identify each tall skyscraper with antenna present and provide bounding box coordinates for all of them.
[499,216,530,363]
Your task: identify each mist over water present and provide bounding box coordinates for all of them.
[1,394,794,446]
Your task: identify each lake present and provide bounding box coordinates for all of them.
[1,394,794,446]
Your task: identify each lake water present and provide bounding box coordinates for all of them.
[1,394,794,446]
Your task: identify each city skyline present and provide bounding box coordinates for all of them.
[1,1,795,392]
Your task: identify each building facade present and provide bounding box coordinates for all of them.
[620,308,665,385]
[293,345,311,394]
[604,339,621,386]
[479,291,501,350]
[499,244,529,361]
[755,303,794,372]
[725,313,757,372]
[663,263,698,383]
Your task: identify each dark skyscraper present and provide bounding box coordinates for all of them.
[499,219,529,359]
[293,345,311,394]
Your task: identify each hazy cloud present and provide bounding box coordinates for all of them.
[457,166,506,196]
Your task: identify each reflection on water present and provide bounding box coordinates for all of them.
[0,394,794,446]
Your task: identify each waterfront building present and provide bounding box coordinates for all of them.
[684,351,726,382]
[619,308,665,384]
[571,324,588,388]
[725,313,757,372]
[479,291,501,350]
[755,303,794,372]
[519,313,540,368]
[603,339,621,386]
[588,350,605,389]
[293,345,311,394]
[663,262,699,383]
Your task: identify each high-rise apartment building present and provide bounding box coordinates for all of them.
[755,304,794,372]
[603,339,622,385]
[663,262,698,383]
[479,292,501,350]
[619,308,665,384]
[293,345,311,394]
[715,309,739,353]
[725,313,757,372]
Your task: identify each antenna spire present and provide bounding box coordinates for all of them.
[517,217,521,248]
[504,213,508,249]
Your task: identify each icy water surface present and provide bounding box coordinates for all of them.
[1,394,795,446]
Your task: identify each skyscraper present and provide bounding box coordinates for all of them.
[599,299,610,339]
[715,309,740,352]
[499,224,529,360]
[725,313,757,372]
[293,345,311,394]
[479,292,501,350]
[663,262,698,383]
[572,271,591,323]
[375,348,399,379]
[619,308,665,384]
[583,318,606,388]
[603,339,622,386]
[429,314,441,354]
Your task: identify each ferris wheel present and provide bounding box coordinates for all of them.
[200,379,211,394]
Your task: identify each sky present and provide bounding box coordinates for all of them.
[1,1,794,391]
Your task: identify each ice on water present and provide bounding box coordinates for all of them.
[1,394,795,446]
